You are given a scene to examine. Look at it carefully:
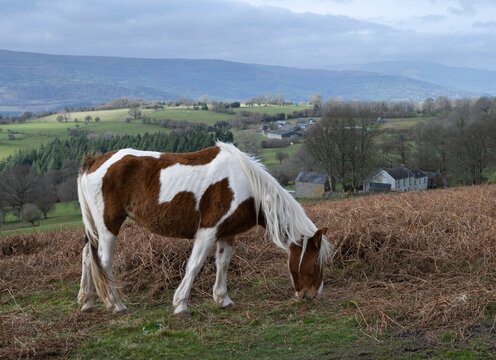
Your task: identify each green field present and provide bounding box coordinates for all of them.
[1,201,82,236]
[0,105,315,159]
[0,117,166,158]
[382,116,433,129]
[260,143,302,168]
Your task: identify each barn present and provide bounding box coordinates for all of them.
[295,171,330,198]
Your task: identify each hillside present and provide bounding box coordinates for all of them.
[330,61,496,95]
[0,50,474,112]
[2,185,496,358]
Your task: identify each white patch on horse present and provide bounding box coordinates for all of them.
[158,150,252,223]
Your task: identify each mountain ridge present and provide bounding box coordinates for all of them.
[328,61,496,95]
[0,49,479,112]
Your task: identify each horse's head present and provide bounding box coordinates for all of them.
[288,227,328,300]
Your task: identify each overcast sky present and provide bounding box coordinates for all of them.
[1,0,495,70]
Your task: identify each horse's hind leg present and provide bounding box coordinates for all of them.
[213,236,235,309]
[78,239,95,311]
[98,229,128,314]
[173,228,216,316]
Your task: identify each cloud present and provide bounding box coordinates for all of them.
[413,14,445,23]
[473,20,496,28]
[447,0,476,16]
[0,0,495,70]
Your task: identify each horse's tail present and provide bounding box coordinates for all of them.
[77,169,113,307]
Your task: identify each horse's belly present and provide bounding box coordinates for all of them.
[131,191,201,239]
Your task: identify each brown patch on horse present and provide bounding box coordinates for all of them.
[216,197,265,238]
[200,178,234,228]
[83,151,118,174]
[143,191,201,238]
[101,146,221,237]
[157,146,220,167]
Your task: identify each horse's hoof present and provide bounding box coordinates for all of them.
[80,303,95,312]
[113,307,129,315]
[221,302,235,310]
[175,310,192,319]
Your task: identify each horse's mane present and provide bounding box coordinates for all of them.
[217,141,332,266]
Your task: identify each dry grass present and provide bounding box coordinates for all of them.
[2,185,496,357]
[308,185,496,340]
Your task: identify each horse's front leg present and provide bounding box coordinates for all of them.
[213,236,235,308]
[173,229,216,317]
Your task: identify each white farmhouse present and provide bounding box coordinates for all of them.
[363,166,428,192]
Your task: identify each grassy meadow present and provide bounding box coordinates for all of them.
[1,202,82,236]
[0,105,313,159]
[2,185,496,358]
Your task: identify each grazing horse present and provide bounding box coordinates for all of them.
[77,142,332,316]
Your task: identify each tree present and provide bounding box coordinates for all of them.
[59,111,71,123]
[237,132,260,156]
[309,94,322,107]
[128,107,142,120]
[84,115,92,125]
[422,98,435,116]
[20,111,34,122]
[392,131,410,165]
[0,165,38,220]
[305,102,380,190]
[422,122,451,173]
[304,117,337,191]
[34,178,57,219]
[21,203,42,226]
[57,178,78,202]
[434,96,452,115]
[276,152,289,164]
[94,116,101,123]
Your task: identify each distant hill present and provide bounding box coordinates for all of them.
[329,61,496,96]
[0,50,476,112]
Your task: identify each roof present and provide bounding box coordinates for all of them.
[423,170,441,179]
[386,166,413,180]
[412,169,428,179]
[369,183,391,192]
[267,129,297,136]
[363,168,383,183]
[295,171,328,184]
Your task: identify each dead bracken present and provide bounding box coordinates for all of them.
[2,184,496,357]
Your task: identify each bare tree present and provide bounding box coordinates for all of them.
[0,165,39,220]
[21,203,42,227]
[305,102,380,191]
[34,178,57,219]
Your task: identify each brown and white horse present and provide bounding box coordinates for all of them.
[77,142,332,316]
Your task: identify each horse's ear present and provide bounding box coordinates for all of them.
[311,227,328,248]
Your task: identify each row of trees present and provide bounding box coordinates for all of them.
[379,97,496,185]
[278,97,496,190]
[0,130,228,174]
